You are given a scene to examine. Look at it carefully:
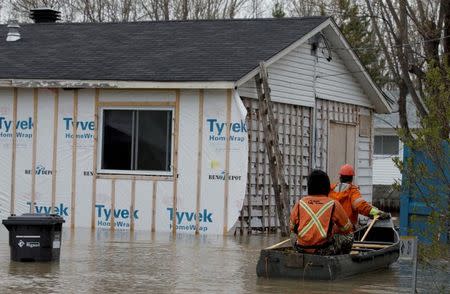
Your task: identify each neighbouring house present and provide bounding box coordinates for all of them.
[0,11,391,234]
[372,93,419,210]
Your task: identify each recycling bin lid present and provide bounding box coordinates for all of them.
[2,213,65,226]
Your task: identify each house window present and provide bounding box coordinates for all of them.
[100,108,173,174]
[374,135,399,155]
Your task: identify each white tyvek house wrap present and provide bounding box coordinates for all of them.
[133,181,153,231]
[74,90,95,228]
[227,90,248,230]
[34,89,54,215]
[0,88,13,220]
[112,180,132,229]
[176,90,201,232]
[0,88,248,235]
[55,90,74,227]
[14,89,33,215]
[198,90,226,233]
[154,181,173,232]
[95,178,112,227]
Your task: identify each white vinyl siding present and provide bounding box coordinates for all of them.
[373,135,403,185]
[238,42,373,109]
[357,136,373,199]
[238,44,315,107]
[373,157,402,185]
[315,52,371,107]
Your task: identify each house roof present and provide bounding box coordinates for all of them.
[0,17,328,82]
[0,17,392,113]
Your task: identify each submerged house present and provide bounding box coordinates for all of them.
[0,13,391,234]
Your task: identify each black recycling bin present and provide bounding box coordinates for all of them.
[2,213,65,262]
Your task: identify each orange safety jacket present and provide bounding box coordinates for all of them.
[290,195,352,252]
[329,183,373,227]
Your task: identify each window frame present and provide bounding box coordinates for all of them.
[97,106,174,176]
[374,135,400,156]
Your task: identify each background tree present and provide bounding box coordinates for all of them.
[286,0,387,87]
[0,2,3,22]
[365,0,449,138]
[6,0,251,22]
[333,0,388,86]
[245,0,266,18]
[364,3,449,283]
[272,1,285,18]
[287,0,326,17]
[8,0,71,21]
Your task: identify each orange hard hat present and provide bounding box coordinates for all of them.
[339,164,355,176]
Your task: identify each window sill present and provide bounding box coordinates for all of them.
[373,154,399,158]
[95,173,173,181]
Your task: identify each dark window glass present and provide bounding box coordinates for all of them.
[102,110,133,170]
[136,111,172,171]
[101,109,172,172]
[374,136,383,155]
[374,135,399,155]
[383,136,399,155]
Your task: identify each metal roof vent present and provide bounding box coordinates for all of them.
[30,8,61,23]
[6,20,20,42]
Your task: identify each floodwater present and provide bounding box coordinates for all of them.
[0,227,448,293]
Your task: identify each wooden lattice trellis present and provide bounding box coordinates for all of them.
[237,98,312,233]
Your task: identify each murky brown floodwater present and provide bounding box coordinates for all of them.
[0,227,448,293]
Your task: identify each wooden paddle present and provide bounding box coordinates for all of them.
[265,239,291,249]
[360,215,380,242]
[352,243,389,249]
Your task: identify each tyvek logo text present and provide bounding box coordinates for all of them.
[167,208,212,232]
[0,117,33,139]
[207,118,247,142]
[63,117,94,139]
[95,204,139,228]
[27,202,69,216]
[26,202,139,228]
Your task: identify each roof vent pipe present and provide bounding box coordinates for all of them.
[6,20,20,42]
[30,8,61,23]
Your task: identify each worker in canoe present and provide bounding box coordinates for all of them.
[290,170,354,255]
[329,164,390,230]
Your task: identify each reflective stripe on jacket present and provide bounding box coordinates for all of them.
[329,183,373,226]
[290,195,352,251]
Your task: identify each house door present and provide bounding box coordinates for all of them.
[328,122,356,183]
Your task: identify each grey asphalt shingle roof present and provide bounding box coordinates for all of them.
[0,17,328,82]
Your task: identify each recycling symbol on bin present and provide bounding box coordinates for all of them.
[18,240,25,248]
